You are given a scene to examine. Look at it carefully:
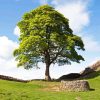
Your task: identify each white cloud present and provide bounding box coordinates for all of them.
[76,33,100,52]
[0,36,18,60]
[52,0,90,33]
[0,36,18,70]
[39,0,48,5]
[14,26,20,37]
[83,35,100,52]
[0,36,18,76]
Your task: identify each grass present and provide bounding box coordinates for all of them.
[0,72,100,100]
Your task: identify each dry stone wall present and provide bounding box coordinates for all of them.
[60,80,90,91]
[0,75,28,82]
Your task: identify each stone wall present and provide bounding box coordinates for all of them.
[0,75,28,82]
[59,80,90,91]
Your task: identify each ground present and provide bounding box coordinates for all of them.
[0,72,100,100]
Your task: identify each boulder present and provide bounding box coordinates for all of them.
[58,73,81,81]
[89,60,100,71]
[80,67,95,76]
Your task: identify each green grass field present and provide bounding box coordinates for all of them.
[0,73,100,100]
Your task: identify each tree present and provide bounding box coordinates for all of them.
[13,5,85,81]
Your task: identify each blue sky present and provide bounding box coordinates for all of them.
[0,0,100,79]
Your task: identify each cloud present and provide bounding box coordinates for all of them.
[14,26,20,37]
[0,36,18,60]
[52,0,90,33]
[39,0,48,5]
[0,36,18,76]
[82,35,100,52]
[0,36,18,70]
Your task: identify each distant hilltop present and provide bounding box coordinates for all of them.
[58,60,100,81]
[77,60,100,80]
[80,60,100,76]
[89,60,100,71]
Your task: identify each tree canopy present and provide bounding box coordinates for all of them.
[13,5,85,81]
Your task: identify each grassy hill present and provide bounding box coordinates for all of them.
[0,72,100,100]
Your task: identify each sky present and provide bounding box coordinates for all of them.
[0,0,100,80]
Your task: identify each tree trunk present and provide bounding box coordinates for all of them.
[45,64,51,81]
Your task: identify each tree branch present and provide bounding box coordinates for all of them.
[50,47,64,64]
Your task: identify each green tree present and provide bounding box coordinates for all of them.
[13,5,85,81]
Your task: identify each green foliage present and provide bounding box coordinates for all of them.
[14,5,85,69]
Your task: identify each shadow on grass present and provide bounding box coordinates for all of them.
[90,88,95,91]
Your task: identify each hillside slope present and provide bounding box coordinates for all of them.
[80,60,100,79]
[0,73,100,100]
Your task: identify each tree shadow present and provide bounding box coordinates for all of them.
[90,88,95,91]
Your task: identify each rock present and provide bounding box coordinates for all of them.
[89,60,100,71]
[80,67,95,76]
[59,80,90,91]
[58,73,81,81]
[80,60,100,76]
